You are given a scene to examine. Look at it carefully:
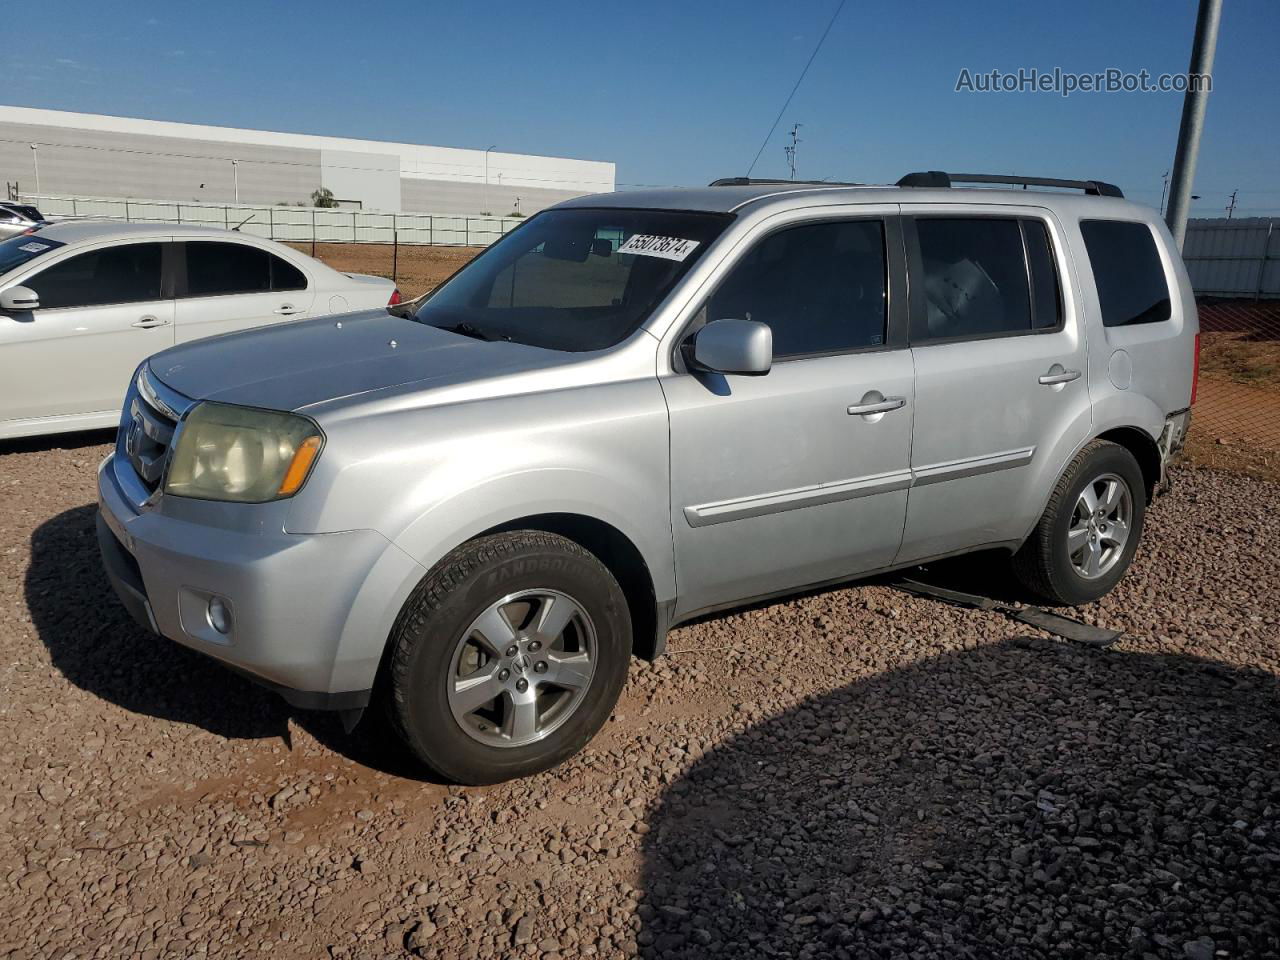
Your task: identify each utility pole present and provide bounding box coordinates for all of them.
[484,145,496,215]
[1159,170,1170,217]
[30,144,39,196]
[784,124,803,180]
[1165,0,1223,249]
[231,159,239,204]
[1226,189,1238,219]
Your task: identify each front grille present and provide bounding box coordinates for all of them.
[119,367,190,495]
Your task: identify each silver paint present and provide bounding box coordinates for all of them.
[96,182,1198,702]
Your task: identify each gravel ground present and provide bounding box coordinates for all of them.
[0,435,1276,960]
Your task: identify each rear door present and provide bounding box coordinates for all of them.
[0,239,174,424]
[662,209,915,617]
[173,240,315,344]
[898,208,1091,562]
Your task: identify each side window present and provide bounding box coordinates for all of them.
[183,242,305,297]
[30,243,163,310]
[1023,219,1063,330]
[704,220,887,360]
[914,218,1030,340]
[1080,220,1171,327]
[271,254,307,292]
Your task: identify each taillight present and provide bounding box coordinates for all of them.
[1190,332,1200,405]
[388,289,402,306]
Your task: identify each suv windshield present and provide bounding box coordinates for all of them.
[0,234,66,277]
[412,208,731,351]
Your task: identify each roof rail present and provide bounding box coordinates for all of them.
[709,177,862,187]
[896,171,1123,198]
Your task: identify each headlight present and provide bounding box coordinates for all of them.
[165,403,324,503]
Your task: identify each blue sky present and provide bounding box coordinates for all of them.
[5,0,1278,215]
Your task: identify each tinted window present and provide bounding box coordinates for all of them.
[1080,220,1171,327]
[916,218,1030,340]
[184,242,307,297]
[413,208,730,352]
[704,220,887,359]
[1024,219,1063,330]
[272,256,307,292]
[31,243,162,309]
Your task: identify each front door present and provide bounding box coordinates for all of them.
[898,211,1092,562]
[662,213,914,618]
[0,240,173,426]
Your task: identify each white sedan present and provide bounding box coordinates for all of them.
[0,221,399,439]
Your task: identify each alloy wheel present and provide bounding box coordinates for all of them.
[1068,472,1133,580]
[446,589,597,748]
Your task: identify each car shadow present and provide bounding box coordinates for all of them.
[888,548,1034,605]
[26,503,289,741]
[638,640,1280,959]
[25,502,445,783]
[0,426,116,456]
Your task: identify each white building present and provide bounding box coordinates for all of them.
[0,105,615,216]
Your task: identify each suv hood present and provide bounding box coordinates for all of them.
[149,309,561,411]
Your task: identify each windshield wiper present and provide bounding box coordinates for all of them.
[436,321,509,342]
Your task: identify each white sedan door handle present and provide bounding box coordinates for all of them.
[132,316,171,329]
[1038,368,1082,386]
[847,396,906,416]
[274,304,303,316]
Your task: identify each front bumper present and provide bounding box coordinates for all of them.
[96,453,412,711]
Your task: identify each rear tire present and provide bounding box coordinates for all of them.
[1013,440,1146,606]
[385,531,631,785]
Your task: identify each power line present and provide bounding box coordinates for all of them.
[745,0,847,178]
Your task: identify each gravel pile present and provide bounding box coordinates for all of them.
[0,436,1276,959]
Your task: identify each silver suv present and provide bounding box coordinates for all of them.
[97,172,1198,783]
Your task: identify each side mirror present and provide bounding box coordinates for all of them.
[0,285,39,312]
[690,319,772,376]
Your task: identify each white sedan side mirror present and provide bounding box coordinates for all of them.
[0,285,40,312]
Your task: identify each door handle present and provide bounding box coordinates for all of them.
[1038,369,1082,386]
[274,304,303,315]
[132,316,171,329]
[847,397,906,416]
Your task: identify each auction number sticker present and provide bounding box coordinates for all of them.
[18,242,50,253]
[618,234,700,261]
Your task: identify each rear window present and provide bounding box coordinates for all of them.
[182,242,307,297]
[0,234,66,276]
[915,217,1032,340]
[1080,220,1172,327]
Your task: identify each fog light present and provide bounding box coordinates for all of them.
[207,597,232,635]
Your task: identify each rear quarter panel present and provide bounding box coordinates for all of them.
[1072,210,1198,440]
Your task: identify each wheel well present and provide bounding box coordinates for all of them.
[1097,427,1161,501]
[483,513,661,661]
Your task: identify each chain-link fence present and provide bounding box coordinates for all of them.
[1186,299,1280,480]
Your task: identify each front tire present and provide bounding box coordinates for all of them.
[385,531,631,785]
[1013,440,1147,606]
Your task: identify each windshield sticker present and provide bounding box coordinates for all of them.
[617,234,700,262]
[18,242,50,253]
